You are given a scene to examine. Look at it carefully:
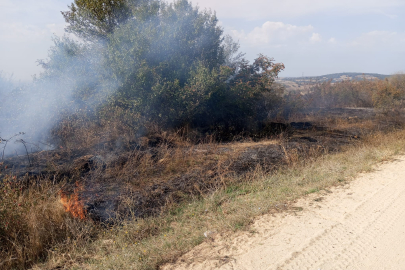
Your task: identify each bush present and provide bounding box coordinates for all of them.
[307,79,377,108]
[375,74,405,109]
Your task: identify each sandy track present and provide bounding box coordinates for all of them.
[163,157,405,270]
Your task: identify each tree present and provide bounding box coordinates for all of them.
[54,0,285,137]
[373,79,402,108]
[193,55,285,133]
[222,35,245,69]
[61,0,132,41]
[105,0,226,125]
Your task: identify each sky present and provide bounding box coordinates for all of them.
[0,0,404,81]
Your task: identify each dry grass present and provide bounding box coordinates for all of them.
[20,125,405,270]
[2,108,405,270]
[0,177,99,270]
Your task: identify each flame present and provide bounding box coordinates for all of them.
[59,182,87,219]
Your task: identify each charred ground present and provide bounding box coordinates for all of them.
[1,107,399,224]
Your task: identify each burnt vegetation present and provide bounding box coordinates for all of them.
[2,0,405,269]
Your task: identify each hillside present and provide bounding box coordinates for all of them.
[277,72,390,92]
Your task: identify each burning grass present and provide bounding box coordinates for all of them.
[0,176,98,269]
[2,108,405,269]
[59,181,87,220]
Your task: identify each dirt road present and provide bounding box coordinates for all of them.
[163,157,405,270]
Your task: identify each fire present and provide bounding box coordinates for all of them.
[59,182,87,219]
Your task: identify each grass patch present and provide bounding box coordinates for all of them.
[306,187,320,194]
[23,127,405,270]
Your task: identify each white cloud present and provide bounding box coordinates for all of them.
[194,0,405,20]
[328,38,337,44]
[310,33,322,43]
[231,21,314,47]
[349,31,405,50]
[2,0,405,79]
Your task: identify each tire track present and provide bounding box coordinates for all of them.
[278,169,405,269]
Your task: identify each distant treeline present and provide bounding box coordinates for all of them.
[283,74,405,110]
[281,72,390,83]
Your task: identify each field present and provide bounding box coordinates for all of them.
[2,106,405,270]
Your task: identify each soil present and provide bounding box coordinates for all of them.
[162,156,405,270]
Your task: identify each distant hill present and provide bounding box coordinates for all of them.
[276,72,390,92]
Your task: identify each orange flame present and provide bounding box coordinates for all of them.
[59,182,87,219]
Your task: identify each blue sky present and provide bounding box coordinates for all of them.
[1,0,404,81]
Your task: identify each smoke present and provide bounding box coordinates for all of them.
[0,36,117,157]
[0,0,250,158]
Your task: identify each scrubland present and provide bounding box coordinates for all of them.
[2,1,405,269]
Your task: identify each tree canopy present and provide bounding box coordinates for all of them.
[42,0,285,137]
[61,0,132,41]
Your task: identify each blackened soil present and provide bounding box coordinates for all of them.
[1,108,403,223]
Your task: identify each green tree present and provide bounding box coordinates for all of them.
[222,35,245,68]
[105,0,226,126]
[194,55,284,133]
[61,0,132,41]
[51,0,285,137]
